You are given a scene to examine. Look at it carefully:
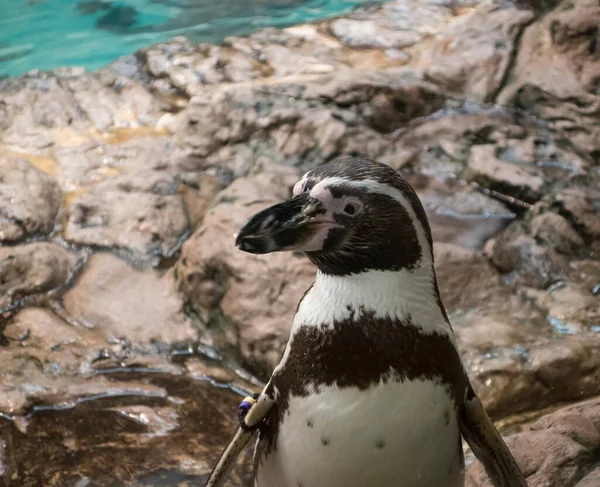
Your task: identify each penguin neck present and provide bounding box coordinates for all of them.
[293,263,452,337]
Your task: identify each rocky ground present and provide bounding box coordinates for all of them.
[0,0,599,484]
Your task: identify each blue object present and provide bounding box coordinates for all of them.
[238,399,254,412]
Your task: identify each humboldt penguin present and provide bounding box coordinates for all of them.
[205,156,527,487]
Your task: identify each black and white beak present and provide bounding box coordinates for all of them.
[235,193,340,254]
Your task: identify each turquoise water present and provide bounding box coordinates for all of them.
[0,0,380,78]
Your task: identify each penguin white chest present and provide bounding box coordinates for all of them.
[255,379,464,487]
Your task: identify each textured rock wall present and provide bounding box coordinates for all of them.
[0,0,599,484]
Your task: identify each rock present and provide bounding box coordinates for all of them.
[467,396,600,486]
[408,0,535,101]
[387,105,585,192]
[432,243,600,416]
[530,211,584,255]
[471,335,600,418]
[128,36,265,97]
[488,220,568,288]
[0,352,168,416]
[466,145,544,203]
[570,260,600,294]
[179,171,226,228]
[0,155,61,242]
[498,0,600,158]
[179,67,444,174]
[330,19,421,49]
[523,282,600,335]
[1,307,111,382]
[434,242,549,349]
[0,366,253,486]
[51,136,181,192]
[259,44,335,77]
[388,107,517,177]
[177,164,316,375]
[4,308,82,349]
[0,76,90,150]
[329,0,456,50]
[0,71,163,152]
[0,243,79,312]
[60,70,159,131]
[410,174,515,249]
[64,172,189,260]
[553,187,600,243]
[62,252,197,345]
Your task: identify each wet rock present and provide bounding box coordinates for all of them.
[0,306,181,416]
[1,307,111,392]
[0,368,253,486]
[408,0,535,101]
[435,243,549,349]
[530,211,584,255]
[498,0,600,158]
[552,187,600,245]
[0,354,168,417]
[65,172,189,259]
[470,335,600,418]
[467,396,600,486]
[410,175,514,249]
[177,164,316,375]
[388,107,517,177]
[466,144,544,203]
[0,243,79,312]
[63,252,197,345]
[433,243,600,416]
[523,282,600,335]
[488,220,568,288]
[0,155,61,242]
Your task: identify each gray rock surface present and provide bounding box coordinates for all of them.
[0,155,61,242]
[408,0,535,101]
[65,172,189,260]
[63,252,197,345]
[0,243,80,312]
[178,67,445,174]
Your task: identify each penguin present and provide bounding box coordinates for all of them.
[204,156,527,487]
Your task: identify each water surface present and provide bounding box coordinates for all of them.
[0,0,381,77]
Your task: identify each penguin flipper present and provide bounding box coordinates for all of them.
[460,390,528,487]
[204,389,276,487]
[204,426,256,487]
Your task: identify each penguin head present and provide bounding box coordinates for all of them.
[235,156,433,276]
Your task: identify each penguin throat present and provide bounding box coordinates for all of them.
[292,266,451,336]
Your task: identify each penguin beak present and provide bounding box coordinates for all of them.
[235,193,340,254]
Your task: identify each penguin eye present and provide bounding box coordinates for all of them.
[343,201,362,216]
